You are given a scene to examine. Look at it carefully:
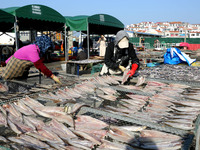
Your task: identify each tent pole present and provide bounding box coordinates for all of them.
[87,22,89,59]
[65,24,68,61]
[14,16,19,50]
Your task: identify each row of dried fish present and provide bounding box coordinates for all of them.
[0,96,184,150]
[100,80,200,131]
[139,64,200,82]
[38,75,121,104]
[37,75,200,131]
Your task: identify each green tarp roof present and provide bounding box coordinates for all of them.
[65,15,89,31]
[65,14,124,34]
[3,4,65,31]
[0,9,15,31]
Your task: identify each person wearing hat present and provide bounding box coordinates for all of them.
[97,35,107,57]
[100,30,140,77]
[1,35,61,84]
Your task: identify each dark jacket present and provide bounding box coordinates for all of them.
[76,51,87,60]
[104,42,140,70]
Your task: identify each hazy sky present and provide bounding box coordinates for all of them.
[1,0,200,26]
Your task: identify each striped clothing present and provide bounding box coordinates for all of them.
[2,56,33,80]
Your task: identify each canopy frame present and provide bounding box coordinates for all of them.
[65,14,124,59]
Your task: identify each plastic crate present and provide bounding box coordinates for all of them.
[91,64,103,74]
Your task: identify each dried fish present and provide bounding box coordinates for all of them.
[0,83,8,92]
[121,68,130,84]
[139,64,200,82]
[107,125,139,143]
[75,115,108,130]
[118,125,146,132]
[72,130,101,145]
[164,122,194,130]
[97,94,117,101]
[8,135,50,149]
[135,76,146,86]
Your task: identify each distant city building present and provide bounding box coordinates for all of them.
[126,21,200,38]
[189,32,200,38]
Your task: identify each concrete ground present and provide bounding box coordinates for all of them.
[26,60,100,85]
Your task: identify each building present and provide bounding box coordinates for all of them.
[189,32,200,38]
[126,21,200,38]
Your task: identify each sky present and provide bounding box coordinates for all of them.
[1,0,200,26]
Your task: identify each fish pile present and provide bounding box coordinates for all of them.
[139,64,200,82]
[0,95,185,150]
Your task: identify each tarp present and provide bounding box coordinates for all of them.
[65,15,88,31]
[164,47,196,66]
[3,4,65,31]
[0,9,15,31]
[65,14,124,34]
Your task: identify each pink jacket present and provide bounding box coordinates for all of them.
[6,44,40,63]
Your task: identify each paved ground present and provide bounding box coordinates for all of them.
[26,60,100,85]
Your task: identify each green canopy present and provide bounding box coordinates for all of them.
[3,4,65,31]
[65,15,88,31]
[65,14,124,34]
[0,9,15,32]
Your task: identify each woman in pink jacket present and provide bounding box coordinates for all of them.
[2,35,61,84]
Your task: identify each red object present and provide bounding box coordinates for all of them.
[180,42,190,49]
[127,63,138,77]
[188,44,200,51]
[33,59,52,77]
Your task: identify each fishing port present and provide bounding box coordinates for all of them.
[0,1,200,150]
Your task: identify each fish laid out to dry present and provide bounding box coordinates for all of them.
[119,84,142,90]
[164,122,194,130]
[97,139,136,150]
[107,125,139,143]
[13,100,36,116]
[139,64,200,82]
[135,76,146,86]
[118,125,146,132]
[8,135,50,149]
[75,115,108,130]
[147,81,167,87]
[101,75,120,85]
[121,68,130,85]
[97,94,117,101]
[0,83,8,92]
[65,102,89,115]
[98,87,118,95]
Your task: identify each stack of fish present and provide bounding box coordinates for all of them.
[0,95,185,150]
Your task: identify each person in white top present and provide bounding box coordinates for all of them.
[97,35,107,57]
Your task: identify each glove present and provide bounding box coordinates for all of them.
[119,65,126,72]
[127,64,138,77]
[51,74,62,84]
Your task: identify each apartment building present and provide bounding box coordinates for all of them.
[126,22,200,38]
